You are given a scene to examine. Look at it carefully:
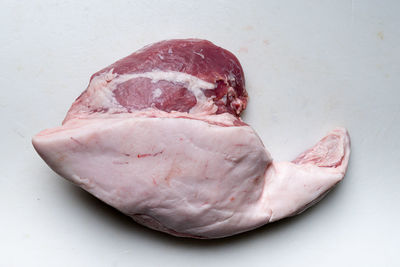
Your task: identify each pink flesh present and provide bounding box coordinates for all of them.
[32,39,351,239]
[99,39,248,115]
[113,78,196,113]
[65,39,247,123]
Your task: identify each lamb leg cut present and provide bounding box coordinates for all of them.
[32,39,350,239]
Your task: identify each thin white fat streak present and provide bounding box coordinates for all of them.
[193,52,205,59]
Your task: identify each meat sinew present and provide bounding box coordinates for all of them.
[32,39,350,239]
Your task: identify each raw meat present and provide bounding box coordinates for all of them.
[32,39,350,239]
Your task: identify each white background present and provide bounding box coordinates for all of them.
[1,0,399,266]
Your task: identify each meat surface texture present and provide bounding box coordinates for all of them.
[32,39,351,239]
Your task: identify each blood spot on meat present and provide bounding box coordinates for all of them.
[137,151,164,158]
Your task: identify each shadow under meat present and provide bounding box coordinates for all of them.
[60,173,346,248]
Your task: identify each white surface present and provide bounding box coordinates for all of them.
[1,0,399,266]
